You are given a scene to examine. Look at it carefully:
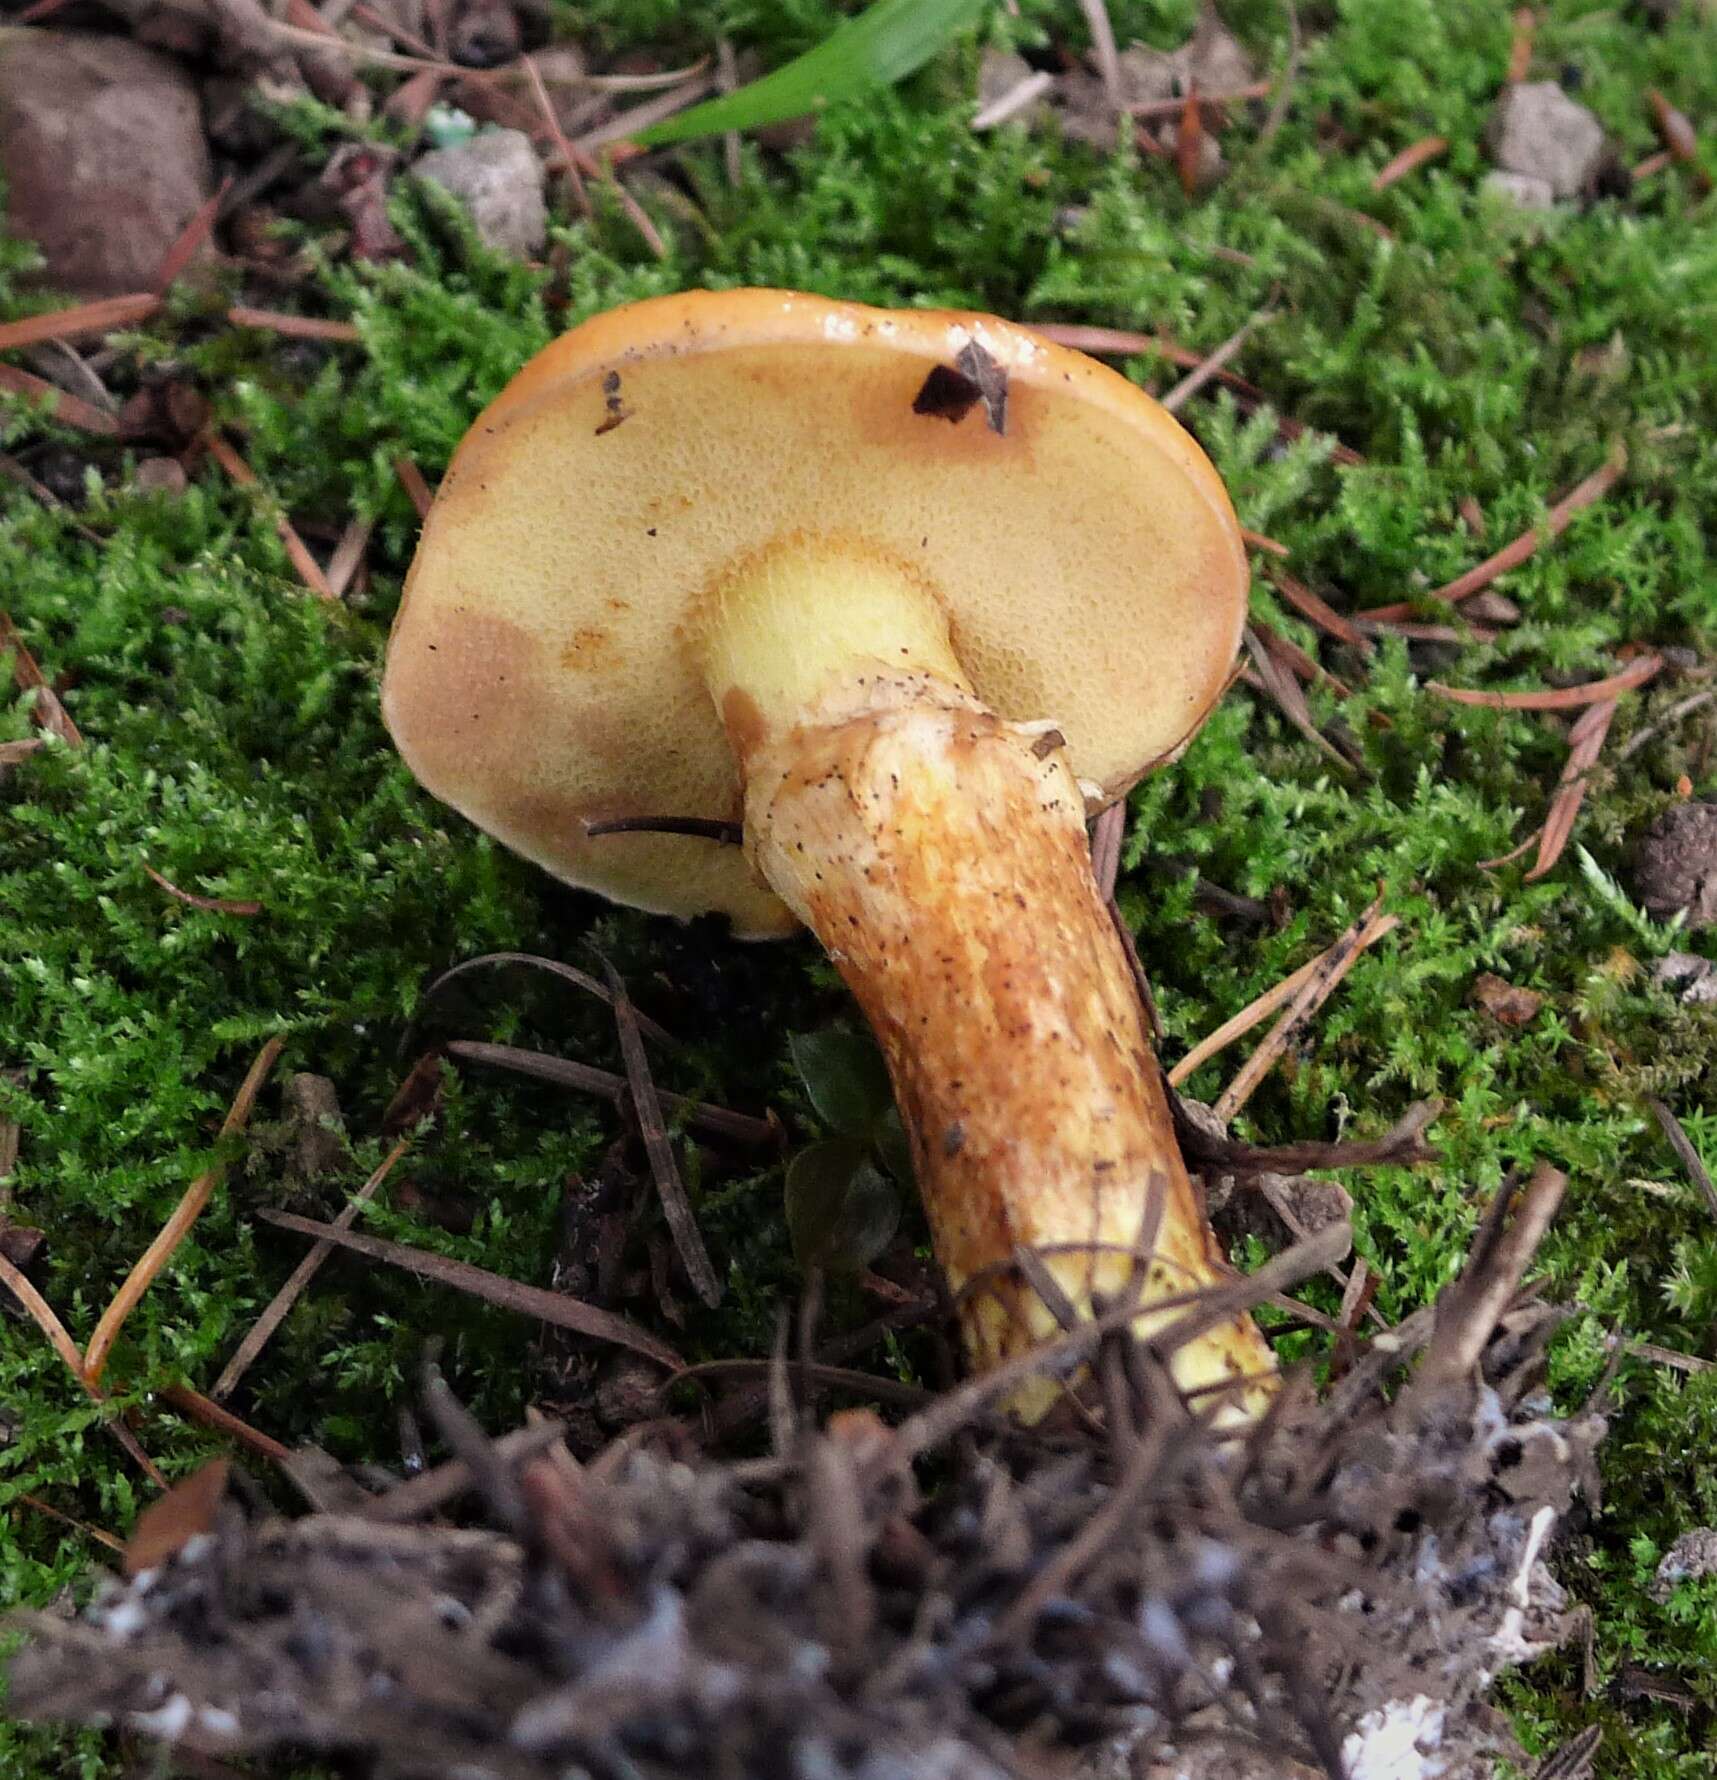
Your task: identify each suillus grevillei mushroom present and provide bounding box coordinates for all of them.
[382,288,1275,1417]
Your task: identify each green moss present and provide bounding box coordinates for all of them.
[4,0,1717,1771]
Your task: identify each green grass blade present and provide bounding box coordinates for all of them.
[633,0,990,147]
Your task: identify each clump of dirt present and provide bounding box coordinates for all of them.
[7,1180,1601,1780]
[1634,801,1717,928]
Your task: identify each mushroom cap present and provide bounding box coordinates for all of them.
[382,289,1249,938]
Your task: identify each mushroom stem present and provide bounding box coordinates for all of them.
[699,540,1275,1419]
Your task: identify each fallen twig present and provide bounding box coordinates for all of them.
[227,306,362,344]
[0,365,119,435]
[394,456,435,520]
[1371,135,1447,192]
[447,1039,777,1146]
[973,69,1056,131]
[142,863,263,917]
[1430,654,1661,711]
[158,1383,292,1466]
[1647,89,1714,193]
[1506,7,1535,83]
[258,1210,684,1370]
[1212,897,1397,1124]
[13,1492,125,1556]
[1026,321,1364,465]
[1360,443,1627,619]
[1266,566,1373,654]
[1162,310,1270,414]
[84,1037,285,1387]
[602,961,721,1309]
[202,432,336,601]
[1616,687,1717,762]
[211,1136,412,1399]
[1421,1162,1567,1385]
[1646,1097,1717,1224]
[0,612,83,746]
[0,293,162,354]
[0,1249,165,1487]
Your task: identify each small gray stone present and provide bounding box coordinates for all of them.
[1487,81,1607,199]
[414,128,547,259]
[0,31,216,296]
[1482,169,1557,210]
[1651,1527,1717,1600]
[1653,952,1717,1004]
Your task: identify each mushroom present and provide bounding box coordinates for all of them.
[382,289,1274,1418]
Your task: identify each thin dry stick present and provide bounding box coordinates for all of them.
[1212,899,1396,1125]
[1617,687,1717,762]
[973,70,1057,130]
[211,1135,412,1399]
[83,1037,285,1386]
[0,611,83,746]
[716,38,743,185]
[0,293,162,353]
[258,1209,684,1369]
[1523,698,1617,882]
[1371,135,1447,192]
[142,863,263,916]
[1240,527,1290,559]
[446,1039,776,1146]
[0,364,119,434]
[1631,1340,1716,1376]
[1267,566,1373,653]
[394,456,434,520]
[1169,951,1326,1087]
[1162,312,1269,414]
[1079,0,1124,116]
[202,432,337,601]
[1128,81,1272,121]
[421,950,679,1049]
[576,74,716,152]
[1421,1161,1567,1385]
[152,178,232,293]
[1430,653,1661,711]
[357,1416,571,1522]
[227,307,362,344]
[14,1492,126,1555]
[1360,443,1627,619]
[1646,1097,1717,1224]
[519,51,590,214]
[158,1382,292,1464]
[1244,625,1357,774]
[1028,321,1364,465]
[602,961,721,1308]
[0,1249,166,1487]
[325,513,375,600]
[1506,7,1535,82]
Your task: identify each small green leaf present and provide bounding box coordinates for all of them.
[789,1027,894,1136]
[785,1137,901,1274]
[632,0,991,147]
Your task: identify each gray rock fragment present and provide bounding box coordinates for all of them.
[0,32,216,296]
[1487,81,1608,199]
[414,129,548,259]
